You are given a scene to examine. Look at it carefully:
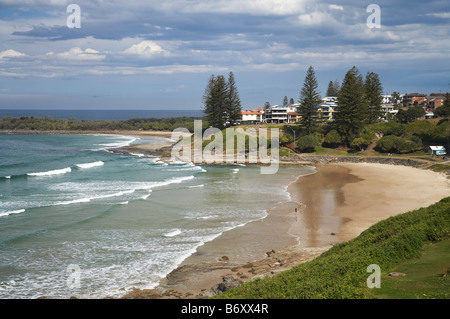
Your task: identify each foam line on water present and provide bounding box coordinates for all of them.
[76,161,104,169]
[27,167,72,177]
[0,209,26,217]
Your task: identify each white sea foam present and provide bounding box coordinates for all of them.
[92,136,139,151]
[141,194,151,200]
[164,229,182,237]
[188,184,204,188]
[0,209,25,217]
[98,137,138,149]
[48,176,194,207]
[168,160,188,165]
[28,167,72,177]
[129,152,145,157]
[76,161,104,169]
[55,190,136,206]
[167,165,205,172]
[149,175,195,189]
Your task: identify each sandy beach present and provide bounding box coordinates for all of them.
[121,161,449,299]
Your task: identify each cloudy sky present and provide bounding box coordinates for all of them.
[0,0,449,110]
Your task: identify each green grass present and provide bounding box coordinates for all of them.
[279,147,296,157]
[312,146,355,156]
[215,197,450,299]
[371,239,450,299]
[429,164,450,172]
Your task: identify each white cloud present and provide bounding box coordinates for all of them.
[147,0,309,15]
[0,0,69,5]
[425,12,450,18]
[124,41,169,57]
[0,49,26,59]
[296,11,335,26]
[47,47,105,61]
[328,4,343,11]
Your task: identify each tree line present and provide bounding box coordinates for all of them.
[295,65,384,146]
[202,71,242,130]
[0,116,205,132]
[283,65,450,154]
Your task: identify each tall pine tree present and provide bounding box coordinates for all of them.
[299,66,322,134]
[334,66,368,144]
[203,74,227,130]
[203,72,242,129]
[326,79,340,97]
[326,81,334,97]
[364,72,383,123]
[224,72,242,125]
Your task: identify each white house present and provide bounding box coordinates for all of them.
[240,108,264,124]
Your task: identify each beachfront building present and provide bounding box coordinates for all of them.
[323,97,337,103]
[316,100,337,122]
[402,93,427,108]
[263,104,300,124]
[268,105,287,123]
[240,108,264,124]
[425,94,447,112]
[287,110,301,124]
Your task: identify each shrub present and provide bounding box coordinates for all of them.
[297,133,322,152]
[385,122,406,136]
[376,135,420,153]
[323,130,342,147]
[280,133,294,146]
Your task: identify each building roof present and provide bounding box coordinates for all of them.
[428,146,446,151]
[241,111,261,115]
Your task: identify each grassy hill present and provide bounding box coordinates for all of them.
[215,196,450,299]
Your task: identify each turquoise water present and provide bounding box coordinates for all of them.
[0,133,313,298]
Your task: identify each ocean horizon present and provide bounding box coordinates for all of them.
[0,109,204,122]
[0,133,313,298]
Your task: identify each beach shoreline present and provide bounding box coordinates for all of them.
[4,132,447,299]
[120,160,449,299]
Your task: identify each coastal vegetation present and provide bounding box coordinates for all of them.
[276,65,449,157]
[278,117,449,157]
[0,115,205,132]
[216,196,450,299]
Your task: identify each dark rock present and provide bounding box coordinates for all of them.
[209,276,243,295]
[266,249,276,257]
[388,272,406,277]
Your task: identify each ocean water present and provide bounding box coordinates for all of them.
[0,133,313,299]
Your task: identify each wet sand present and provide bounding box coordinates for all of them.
[121,162,449,299]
